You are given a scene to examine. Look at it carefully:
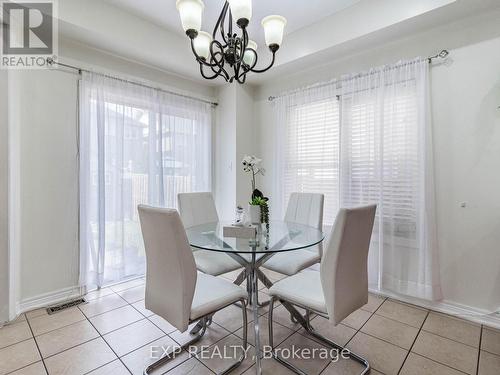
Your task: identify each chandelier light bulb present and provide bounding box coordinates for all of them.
[243,40,257,66]
[176,0,204,33]
[261,15,287,49]
[228,0,252,27]
[193,31,212,60]
[179,0,285,83]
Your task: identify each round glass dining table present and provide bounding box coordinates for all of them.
[185,221,325,375]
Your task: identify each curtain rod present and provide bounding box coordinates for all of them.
[267,50,449,102]
[46,58,218,107]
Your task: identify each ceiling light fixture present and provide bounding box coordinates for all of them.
[176,0,286,84]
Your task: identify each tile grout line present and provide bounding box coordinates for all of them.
[345,297,387,373]
[40,335,100,361]
[310,298,387,374]
[476,325,483,375]
[417,327,482,350]
[24,312,50,375]
[396,309,430,375]
[4,361,43,375]
[407,352,471,375]
[26,301,139,352]
[317,298,388,375]
[372,305,482,350]
[372,308,484,351]
[82,303,134,375]
[0,336,34,351]
[403,330,477,374]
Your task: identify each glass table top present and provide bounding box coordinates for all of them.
[185,221,325,254]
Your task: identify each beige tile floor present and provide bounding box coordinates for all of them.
[1,269,499,375]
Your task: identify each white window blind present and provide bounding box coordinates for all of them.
[340,83,419,244]
[284,98,340,224]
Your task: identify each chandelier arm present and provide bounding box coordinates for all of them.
[234,45,258,81]
[210,40,230,80]
[237,73,247,84]
[228,6,233,38]
[216,2,229,45]
[209,54,228,80]
[200,63,228,81]
[235,63,248,83]
[210,61,230,81]
[232,63,240,82]
[236,63,251,80]
[213,2,227,39]
[231,28,248,67]
[190,39,220,68]
[250,51,276,73]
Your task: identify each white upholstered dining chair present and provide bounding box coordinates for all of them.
[178,192,241,277]
[138,205,248,375]
[267,205,377,375]
[263,192,324,276]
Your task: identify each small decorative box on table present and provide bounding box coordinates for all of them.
[223,224,257,239]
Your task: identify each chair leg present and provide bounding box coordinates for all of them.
[268,297,307,375]
[189,316,207,334]
[218,298,248,375]
[303,319,370,374]
[143,317,208,375]
[268,298,371,375]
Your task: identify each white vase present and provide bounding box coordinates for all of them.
[248,204,261,224]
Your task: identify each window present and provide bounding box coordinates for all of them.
[284,98,340,224]
[276,60,440,300]
[282,83,419,240]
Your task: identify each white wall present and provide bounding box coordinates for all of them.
[235,85,258,207]
[6,41,216,312]
[215,85,237,221]
[13,69,80,304]
[431,38,500,313]
[214,84,258,220]
[253,18,500,314]
[0,71,9,322]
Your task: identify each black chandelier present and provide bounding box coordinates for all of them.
[176,0,287,84]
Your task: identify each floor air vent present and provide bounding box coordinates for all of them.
[46,298,87,315]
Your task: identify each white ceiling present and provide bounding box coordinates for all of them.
[103,0,362,50]
[57,0,500,85]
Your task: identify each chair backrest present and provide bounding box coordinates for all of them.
[138,205,197,332]
[285,193,324,229]
[320,205,376,325]
[285,193,324,255]
[177,192,219,228]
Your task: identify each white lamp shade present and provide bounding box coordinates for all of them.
[243,40,257,66]
[193,31,212,59]
[261,15,287,47]
[228,0,252,22]
[176,0,204,32]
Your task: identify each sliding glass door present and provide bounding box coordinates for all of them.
[79,72,212,289]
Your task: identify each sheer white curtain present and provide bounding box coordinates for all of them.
[79,72,212,289]
[274,84,340,225]
[274,59,442,300]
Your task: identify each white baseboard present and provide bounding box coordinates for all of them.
[17,285,84,315]
[370,287,500,329]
